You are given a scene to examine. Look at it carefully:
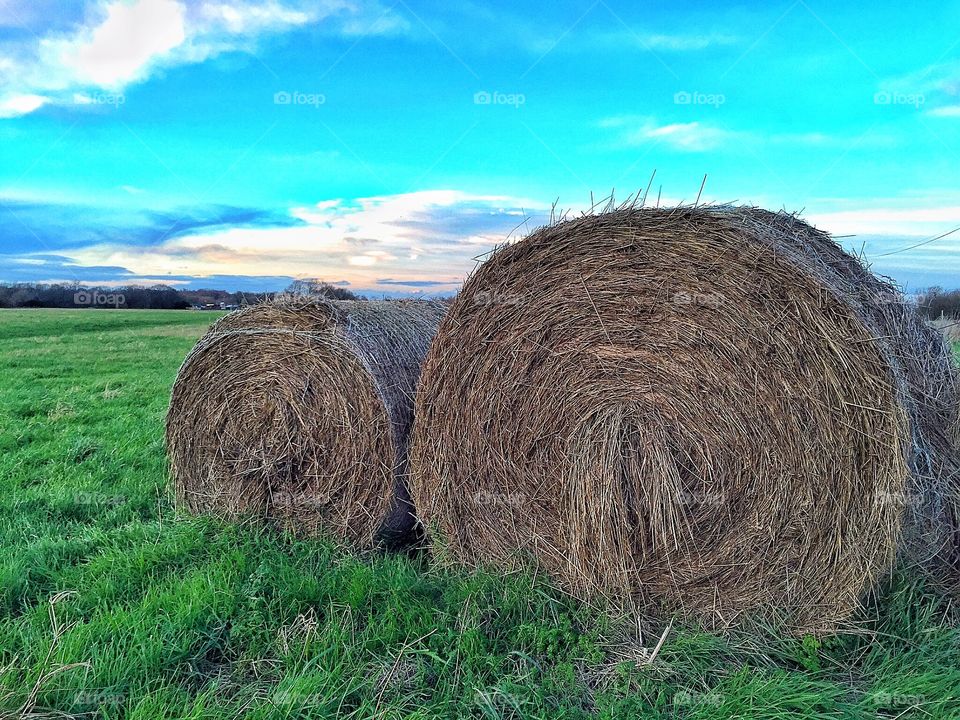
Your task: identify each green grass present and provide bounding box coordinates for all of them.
[0,308,958,719]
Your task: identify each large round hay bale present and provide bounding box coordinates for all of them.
[167,298,446,548]
[744,209,960,574]
[409,205,960,631]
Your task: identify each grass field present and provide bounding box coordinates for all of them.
[1,309,958,719]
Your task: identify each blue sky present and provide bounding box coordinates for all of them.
[1,0,959,295]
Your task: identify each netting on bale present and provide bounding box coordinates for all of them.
[409,205,960,632]
[167,298,446,548]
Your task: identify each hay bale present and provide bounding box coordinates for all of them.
[409,205,960,631]
[167,298,446,547]
[742,209,960,574]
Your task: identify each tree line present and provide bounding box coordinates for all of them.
[0,280,361,310]
[916,288,960,320]
[5,280,952,315]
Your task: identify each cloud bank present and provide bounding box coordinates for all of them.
[2,190,549,293]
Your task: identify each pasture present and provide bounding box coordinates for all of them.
[0,309,958,719]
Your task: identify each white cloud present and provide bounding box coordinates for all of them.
[0,0,407,117]
[884,60,960,98]
[928,105,960,118]
[640,121,734,151]
[600,115,740,152]
[198,1,313,33]
[63,190,549,292]
[44,0,187,88]
[0,93,50,118]
[806,205,960,237]
[634,32,739,51]
[601,116,895,153]
[528,29,740,56]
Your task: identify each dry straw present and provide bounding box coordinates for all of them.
[409,204,960,632]
[167,297,446,548]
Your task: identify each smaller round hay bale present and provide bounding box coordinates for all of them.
[167,298,446,547]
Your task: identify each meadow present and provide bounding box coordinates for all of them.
[0,308,958,719]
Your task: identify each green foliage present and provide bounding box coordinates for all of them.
[0,309,958,719]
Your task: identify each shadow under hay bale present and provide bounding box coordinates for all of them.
[167,298,446,548]
[409,205,960,632]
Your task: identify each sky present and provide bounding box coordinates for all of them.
[0,0,959,296]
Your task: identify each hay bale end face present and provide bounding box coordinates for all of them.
[410,205,960,632]
[167,298,446,548]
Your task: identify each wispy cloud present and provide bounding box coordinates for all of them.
[526,28,740,57]
[807,205,960,237]
[928,105,960,118]
[883,59,960,98]
[599,116,738,152]
[600,116,895,152]
[882,59,960,117]
[612,30,740,52]
[376,278,452,288]
[0,196,305,254]
[0,0,409,117]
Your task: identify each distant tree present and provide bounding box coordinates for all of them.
[284,279,362,301]
[10,286,41,307]
[917,287,960,320]
[0,281,361,309]
[0,282,191,309]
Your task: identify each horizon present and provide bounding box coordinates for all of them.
[2,0,959,295]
